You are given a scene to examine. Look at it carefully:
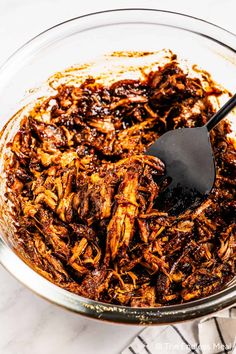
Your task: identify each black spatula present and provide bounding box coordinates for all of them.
[146,93,236,216]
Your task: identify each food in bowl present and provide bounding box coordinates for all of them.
[3,52,235,307]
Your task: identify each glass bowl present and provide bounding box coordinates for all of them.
[0,9,235,324]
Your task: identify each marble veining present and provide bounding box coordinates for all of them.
[0,1,235,353]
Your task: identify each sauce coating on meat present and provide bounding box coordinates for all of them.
[4,59,236,307]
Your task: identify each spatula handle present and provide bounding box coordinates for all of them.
[205,93,236,132]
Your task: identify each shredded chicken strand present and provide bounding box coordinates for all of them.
[4,59,235,307]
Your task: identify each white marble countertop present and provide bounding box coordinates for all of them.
[0,1,235,353]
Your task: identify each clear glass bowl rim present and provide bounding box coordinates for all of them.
[0,8,235,324]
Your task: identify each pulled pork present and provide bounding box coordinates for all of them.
[4,60,236,307]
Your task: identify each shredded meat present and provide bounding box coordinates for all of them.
[4,59,236,307]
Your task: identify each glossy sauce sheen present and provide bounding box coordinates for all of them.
[4,59,236,307]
